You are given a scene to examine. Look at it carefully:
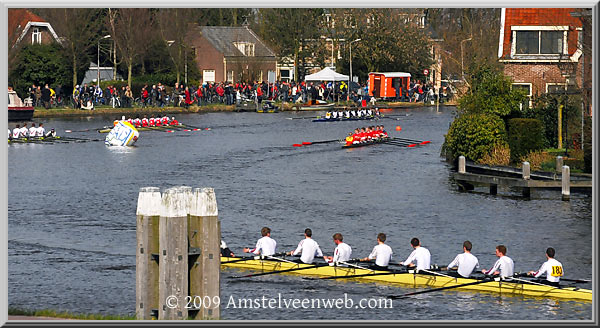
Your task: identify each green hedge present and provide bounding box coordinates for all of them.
[444,113,508,162]
[507,118,545,162]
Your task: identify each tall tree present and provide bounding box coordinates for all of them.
[110,8,154,88]
[156,8,195,84]
[257,8,325,81]
[36,8,105,88]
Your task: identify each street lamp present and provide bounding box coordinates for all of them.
[558,54,576,154]
[97,35,111,84]
[460,37,472,82]
[349,38,361,100]
[167,40,188,85]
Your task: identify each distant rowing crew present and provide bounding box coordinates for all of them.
[8,122,56,139]
[114,115,181,129]
[345,126,389,146]
[325,108,380,120]
[230,227,566,286]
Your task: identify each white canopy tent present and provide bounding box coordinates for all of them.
[304,67,349,81]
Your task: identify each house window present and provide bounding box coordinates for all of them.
[227,70,234,83]
[32,27,41,44]
[512,83,532,109]
[234,42,255,56]
[203,70,215,83]
[515,30,564,55]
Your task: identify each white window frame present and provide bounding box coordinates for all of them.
[32,27,41,44]
[511,82,532,109]
[511,26,568,58]
[545,82,567,94]
[227,70,234,83]
[203,70,215,83]
[234,42,255,57]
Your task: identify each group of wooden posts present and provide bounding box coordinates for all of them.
[136,186,221,320]
[456,155,574,200]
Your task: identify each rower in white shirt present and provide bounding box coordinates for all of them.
[12,125,21,139]
[324,233,352,266]
[527,247,563,287]
[28,123,37,138]
[482,244,514,278]
[19,123,29,138]
[287,228,325,264]
[399,237,431,271]
[36,123,46,137]
[447,240,480,278]
[243,227,277,256]
[361,233,393,270]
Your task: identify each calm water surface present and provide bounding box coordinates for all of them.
[7,106,593,320]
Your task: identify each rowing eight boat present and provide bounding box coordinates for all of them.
[98,124,189,133]
[312,115,379,122]
[221,257,592,301]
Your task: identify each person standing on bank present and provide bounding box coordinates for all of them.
[527,247,563,287]
[243,227,276,256]
[287,228,325,264]
[447,240,480,278]
[482,245,514,278]
[399,237,431,271]
[360,233,393,270]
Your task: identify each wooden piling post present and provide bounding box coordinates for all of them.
[189,188,221,320]
[522,162,530,180]
[490,184,498,195]
[136,187,162,320]
[562,165,570,201]
[556,156,563,174]
[458,156,466,174]
[158,186,192,320]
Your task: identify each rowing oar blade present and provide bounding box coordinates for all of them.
[389,278,493,299]
[302,142,312,145]
[420,141,431,145]
[408,144,417,147]
[293,144,303,147]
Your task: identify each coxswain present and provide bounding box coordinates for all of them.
[170,117,179,126]
[325,111,332,120]
[481,245,514,278]
[141,116,149,127]
[12,125,21,139]
[527,247,563,287]
[286,228,325,264]
[324,233,352,266]
[45,128,56,138]
[28,123,37,138]
[243,227,277,256]
[374,108,381,117]
[36,123,46,137]
[399,237,431,271]
[220,239,235,257]
[380,125,389,139]
[113,118,120,126]
[361,233,393,270]
[345,132,355,147]
[447,240,480,278]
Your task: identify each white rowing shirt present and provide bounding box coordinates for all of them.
[36,127,45,137]
[448,252,480,278]
[29,127,36,137]
[329,242,352,266]
[12,129,20,139]
[250,236,276,256]
[485,255,514,277]
[292,238,323,264]
[533,258,563,283]
[19,127,29,138]
[368,244,393,267]
[402,246,431,271]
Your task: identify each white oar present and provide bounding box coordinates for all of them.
[337,260,374,272]
[508,276,592,293]
[265,254,299,265]
[416,269,458,280]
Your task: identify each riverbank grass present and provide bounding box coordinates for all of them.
[8,307,135,320]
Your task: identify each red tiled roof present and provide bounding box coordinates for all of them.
[8,9,47,44]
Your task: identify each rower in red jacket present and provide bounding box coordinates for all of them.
[141,116,149,127]
[170,117,179,126]
[149,117,155,127]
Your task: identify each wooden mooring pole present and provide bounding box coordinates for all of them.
[136,186,221,320]
[562,165,570,201]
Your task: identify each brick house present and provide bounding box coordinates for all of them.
[187,26,277,83]
[8,9,62,47]
[498,8,584,107]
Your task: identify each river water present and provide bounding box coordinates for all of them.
[7,106,593,321]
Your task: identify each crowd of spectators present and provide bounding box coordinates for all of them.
[23,77,453,110]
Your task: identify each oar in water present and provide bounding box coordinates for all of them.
[391,137,430,144]
[180,124,211,131]
[293,139,342,147]
[286,116,322,120]
[389,277,495,299]
[513,272,590,284]
[380,141,418,148]
[65,127,109,133]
